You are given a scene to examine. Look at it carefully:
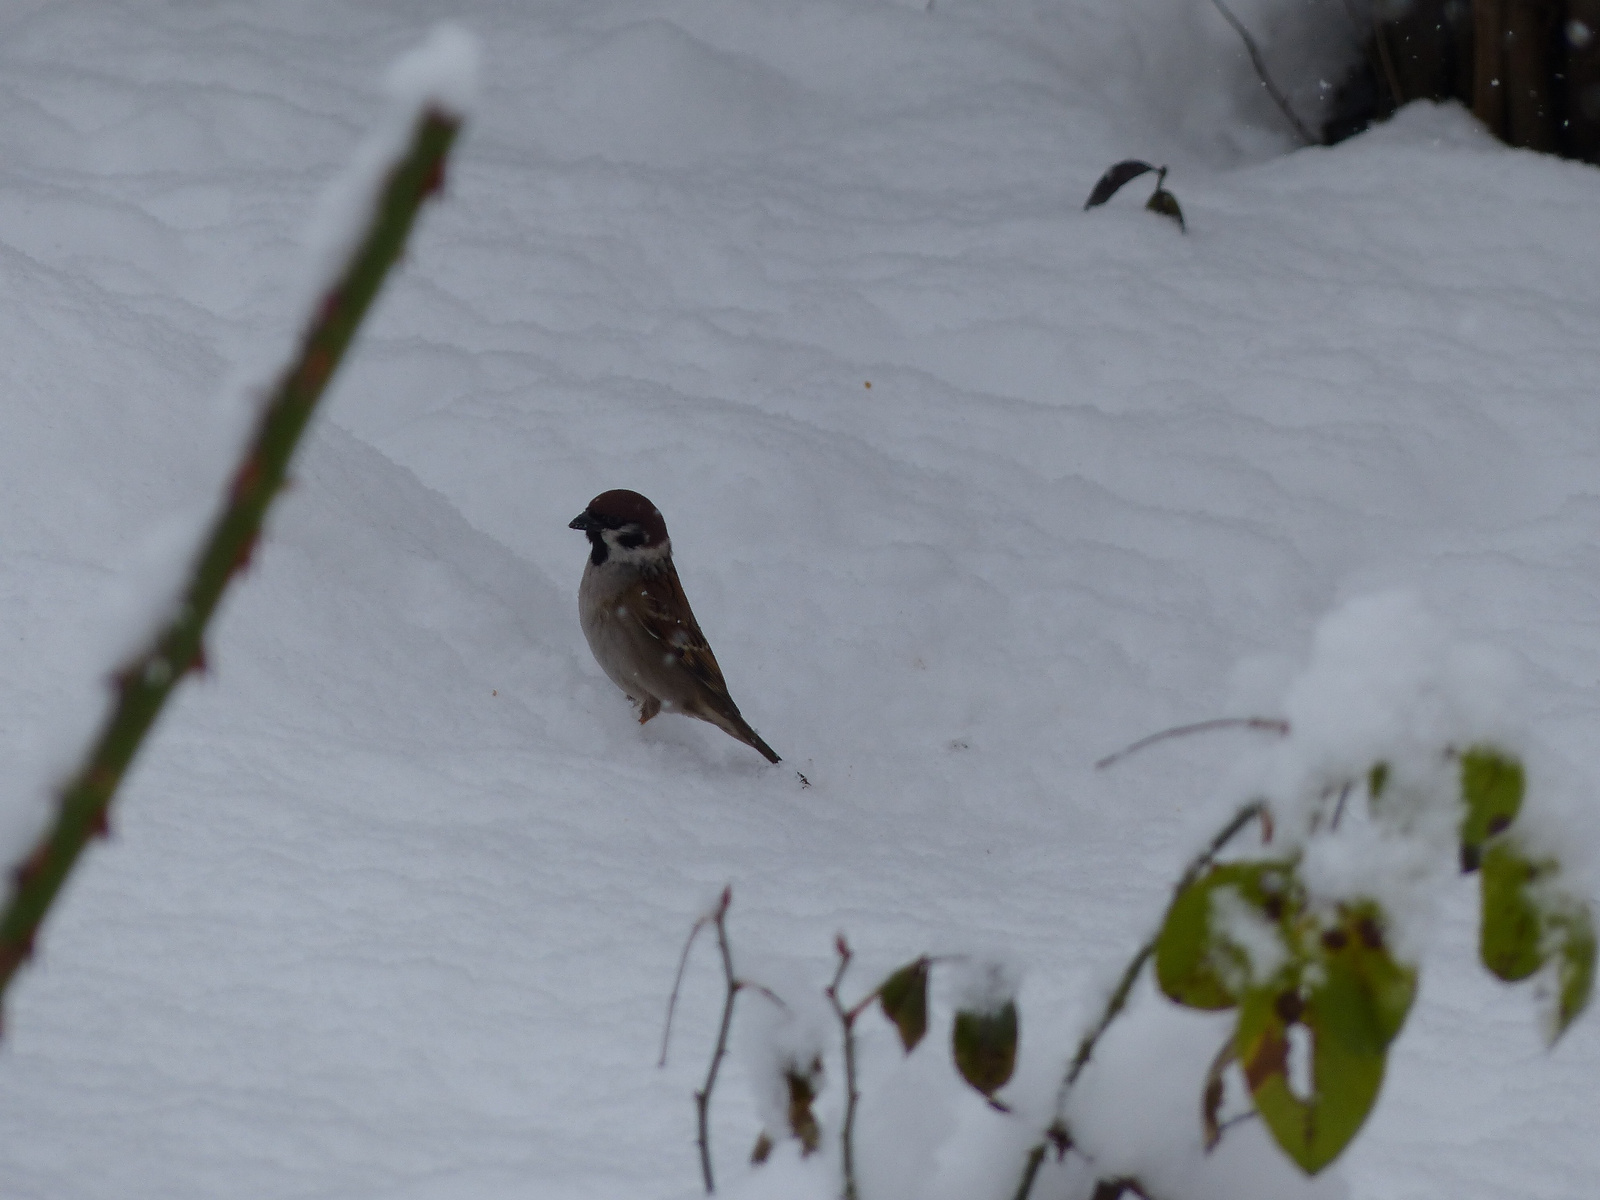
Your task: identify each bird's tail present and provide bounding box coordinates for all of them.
[722,710,782,763]
[741,725,782,764]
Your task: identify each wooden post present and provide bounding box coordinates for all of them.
[1569,0,1600,161]
[1474,0,1510,138]
[1505,0,1558,150]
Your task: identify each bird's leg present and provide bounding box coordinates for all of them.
[637,695,661,724]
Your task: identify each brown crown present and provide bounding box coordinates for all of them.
[583,489,669,546]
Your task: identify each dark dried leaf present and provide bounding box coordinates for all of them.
[878,958,931,1053]
[951,1001,1018,1100]
[1146,188,1185,231]
[1201,1038,1237,1152]
[1084,160,1155,210]
[750,1132,774,1165]
[785,1064,822,1156]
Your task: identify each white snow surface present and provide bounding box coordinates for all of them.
[0,2,1596,1199]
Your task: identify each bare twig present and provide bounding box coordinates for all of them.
[660,897,722,1067]
[1206,0,1318,145]
[1095,718,1289,771]
[1014,801,1271,1200]
[1011,1142,1049,1200]
[825,935,863,1200]
[1063,801,1268,1091]
[1330,780,1353,832]
[694,887,739,1194]
[0,104,462,1008]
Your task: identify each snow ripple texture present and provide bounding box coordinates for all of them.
[0,3,1594,1200]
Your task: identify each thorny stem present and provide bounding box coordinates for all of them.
[1095,717,1288,771]
[826,936,862,1200]
[1011,801,1271,1200]
[1206,0,1318,145]
[694,888,739,1195]
[0,106,462,1010]
[1011,1144,1049,1200]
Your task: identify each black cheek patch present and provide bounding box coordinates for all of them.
[616,526,649,549]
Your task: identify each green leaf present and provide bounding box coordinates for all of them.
[1316,903,1416,1051]
[1459,749,1524,873]
[1480,839,1548,982]
[1367,762,1389,800]
[1156,861,1299,1010]
[878,958,930,1053]
[1238,979,1388,1175]
[951,1001,1018,1103]
[1547,904,1596,1044]
[1233,899,1411,1174]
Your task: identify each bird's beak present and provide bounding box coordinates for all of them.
[569,512,598,531]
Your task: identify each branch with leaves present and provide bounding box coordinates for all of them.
[671,729,1593,1200]
[0,103,464,1012]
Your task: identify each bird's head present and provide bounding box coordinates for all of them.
[569,489,671,568]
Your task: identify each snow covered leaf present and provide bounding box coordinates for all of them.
[1237,979,1388,1175]
[1084,160,1155,209]
[1479,839,1549,982]
[1231,901,1409,1173]
[951,1001,1018,1104]
[1479,839,1596,1041]
[877,957,930,1053]
[1156,860,1300,1010]
[1458,748,1524,872]
[1313,903,1416,1052]
[1145,187,1185,231]
[1548,905,1596,1044]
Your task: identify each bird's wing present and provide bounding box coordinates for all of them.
[623,566,733,700]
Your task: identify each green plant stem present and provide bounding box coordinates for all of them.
[0,106,462,1007]
[1011,800,1269,1200]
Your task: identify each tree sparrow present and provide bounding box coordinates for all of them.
[569,490,781,763]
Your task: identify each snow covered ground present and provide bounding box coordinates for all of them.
[0,2,1595,1198]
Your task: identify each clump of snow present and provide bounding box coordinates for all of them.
[385,23,481,118]
[1210,881,1290,989]
[301,24,480,310]
[733,957,832,1152]
[1268,592,1522,816]
[947,955,1022,1015]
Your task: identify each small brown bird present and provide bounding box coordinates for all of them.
[569,490,780,763]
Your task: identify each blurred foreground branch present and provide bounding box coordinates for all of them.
[0,105,463,1011]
